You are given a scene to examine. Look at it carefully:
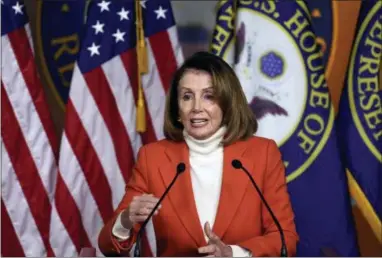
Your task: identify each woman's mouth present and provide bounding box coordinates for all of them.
[190,118,208,127]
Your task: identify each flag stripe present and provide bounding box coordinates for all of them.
[4,30,72,254]
[64,99,114,223]
[148,30,177,93]
[142,226,155,257]
[1,72,55,258]
[2,10,70,256]
[168,26,184,67]
[7,19,85,258]
[145,219,157,256]
[141,41,167,140]
[25,24,34,55]
[0,124,50,256]
[49,205,77,256]
[3,29,67,256]
[120,49,158,145]
[58,132,104,250]
[50,173,92,255]
[7,27,58,157]
[102,55,144,161]
[1,198,25,257]
[84,67,135,183]
[2,33,57,198]
[69,67,126,209]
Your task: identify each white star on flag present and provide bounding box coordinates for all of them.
[92,20,105,35]
[154,6,167,19]
[117,7,130,21]
[140,0,147,8]
[87,42,101,56]
[98,0,111,12]
[12,1,24,14]
[112,29,126,43]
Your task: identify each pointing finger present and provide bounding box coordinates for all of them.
[204,222,220,243]
[204,222,212,238]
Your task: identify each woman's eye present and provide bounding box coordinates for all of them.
[204,94,214,100]
[182,94,191,101]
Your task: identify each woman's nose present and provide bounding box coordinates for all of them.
[192,98,202,111]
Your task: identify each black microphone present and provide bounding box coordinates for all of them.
[134,162,186,257]
[231,159,288,257]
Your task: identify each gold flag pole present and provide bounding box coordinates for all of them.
[135,0,148,132]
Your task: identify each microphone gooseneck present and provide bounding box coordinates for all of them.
[231,159,288,257]
[134,162,186,257]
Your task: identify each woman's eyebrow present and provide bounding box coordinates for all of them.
[178,86,214,92]
[179,87,192,92]
[203,87,214,92]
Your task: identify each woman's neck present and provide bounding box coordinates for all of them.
[183,126,226,156]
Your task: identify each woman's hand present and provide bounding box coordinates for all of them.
[120,194,161,229]
[198,222,233,257]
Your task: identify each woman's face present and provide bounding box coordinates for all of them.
[178,69,223,140]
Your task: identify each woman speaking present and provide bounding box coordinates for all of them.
[98,51,298,257]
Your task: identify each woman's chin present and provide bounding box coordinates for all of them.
[187,129,215,140]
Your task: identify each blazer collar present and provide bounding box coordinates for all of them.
[159,139,252,247]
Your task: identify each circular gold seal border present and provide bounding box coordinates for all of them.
[229,5,334,183]
[286,107,335,183]
[35,1,67,111]
[347,2,382,162]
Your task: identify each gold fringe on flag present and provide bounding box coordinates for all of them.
[135,0,148,132]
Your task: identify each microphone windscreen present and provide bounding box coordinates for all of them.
[177,162,186,173]
[231,159,242,169]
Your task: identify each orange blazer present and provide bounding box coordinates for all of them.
[98,136,298,257]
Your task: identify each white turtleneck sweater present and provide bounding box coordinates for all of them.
[112,127,251,257]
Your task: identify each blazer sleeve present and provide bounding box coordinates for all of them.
[238,140,299,257]
[98,145,150,256]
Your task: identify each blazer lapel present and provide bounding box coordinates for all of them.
[212,141,251,239]
[159,142,206,247]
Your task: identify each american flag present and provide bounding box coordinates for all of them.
[1,0,183,256]
[56,0,183,256]
[1,0,62,256]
